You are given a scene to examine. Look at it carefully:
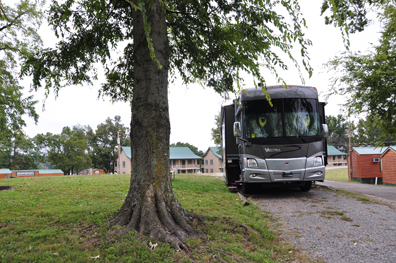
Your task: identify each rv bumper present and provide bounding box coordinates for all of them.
[242,166,326,183]
[303,166,326,181]
[242,168,272,183]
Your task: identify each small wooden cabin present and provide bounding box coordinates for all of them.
[349,147,386,184]
[380,146,396,186]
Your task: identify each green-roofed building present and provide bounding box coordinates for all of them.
[0,168,12,179]
[8,169,64,178]
[170,147,202,174]
[202,147,223,174]
[115,146,202,174]
[326,145,347,167]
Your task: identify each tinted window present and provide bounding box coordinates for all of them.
[244,99,283,138]
[284,98,320,137]
[243,98,320,138]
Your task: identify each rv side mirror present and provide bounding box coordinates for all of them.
[233,122,241,137]
[322,124,329,138]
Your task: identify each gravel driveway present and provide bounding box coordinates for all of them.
[249,185,396,263]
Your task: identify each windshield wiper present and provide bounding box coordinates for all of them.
[297,136,308,143]
[238,137,252,146]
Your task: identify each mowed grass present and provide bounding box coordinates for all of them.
[0,174,313,263]
[325,168,351,183]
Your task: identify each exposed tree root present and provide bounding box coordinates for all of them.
[212,254,228,263]
[109,182,203,251]
[179,243,199,263]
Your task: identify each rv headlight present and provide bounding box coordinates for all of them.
[247,158,258,168]
[314,156,323,166]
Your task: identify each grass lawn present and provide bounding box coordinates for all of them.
[325,168,352,183]
[0,174,314,263]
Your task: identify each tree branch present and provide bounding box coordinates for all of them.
[0,11,30,32]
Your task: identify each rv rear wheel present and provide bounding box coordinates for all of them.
[300,181,312,192]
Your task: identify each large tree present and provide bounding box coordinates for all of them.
[44,126,92,175]
[0,0,43,162]
[320,0,386,45]
[211,112,221,147]
[0,132,38,170]
[87,116,130,173]
[354,116,395,146]
[326,114,352,152]
[21,0,352,249]
[325,1,396,143]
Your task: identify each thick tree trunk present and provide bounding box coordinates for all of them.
[109,0,198,249]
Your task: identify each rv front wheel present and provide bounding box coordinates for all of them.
[241,183,254,194]
[300,181,312,192]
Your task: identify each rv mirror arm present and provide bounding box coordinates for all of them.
[238,137,252,147]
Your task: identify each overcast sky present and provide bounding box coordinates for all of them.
[20,1,381,152]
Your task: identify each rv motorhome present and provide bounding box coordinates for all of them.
[220,85,328,193]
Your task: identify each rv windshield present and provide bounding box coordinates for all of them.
[243,98,320,138]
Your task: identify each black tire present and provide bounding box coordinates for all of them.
[241,183,254,194]
[300,181,312,192]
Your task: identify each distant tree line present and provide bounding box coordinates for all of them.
[326,114,395,152]
[0,115,208,174]
[0,116,130,174]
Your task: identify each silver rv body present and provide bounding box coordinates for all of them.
[221,85,328,193]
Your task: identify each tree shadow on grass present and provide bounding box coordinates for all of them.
[0,186,12,191]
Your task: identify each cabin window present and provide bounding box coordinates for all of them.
[210,159,213,165]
